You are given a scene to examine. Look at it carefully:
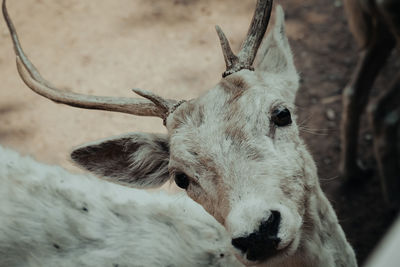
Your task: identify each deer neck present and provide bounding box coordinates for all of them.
[295,186,357,267]
[257,185,357,267]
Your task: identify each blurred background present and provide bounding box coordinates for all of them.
[0,0,398,265]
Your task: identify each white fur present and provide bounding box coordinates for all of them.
[0,145,242,267]
[63,7,358,267]
[167,7,357,266]
[4,3,357,267]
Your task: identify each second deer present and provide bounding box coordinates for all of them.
[341,0,400,206]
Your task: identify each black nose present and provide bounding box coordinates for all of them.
[231,210,281,261]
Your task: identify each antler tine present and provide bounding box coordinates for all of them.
[2,0,173,120]
[131,88,172,112]
[238,0,273,66]
[216,0,273,77]
[215,25,239,72]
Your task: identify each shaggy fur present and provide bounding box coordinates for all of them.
[0,146,242,267]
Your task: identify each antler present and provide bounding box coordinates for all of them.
[2,0,176,121]
[216,0,273,77]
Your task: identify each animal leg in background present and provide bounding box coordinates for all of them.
[340,23,395,181]
[369,73,400,206]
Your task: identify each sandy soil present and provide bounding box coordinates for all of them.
[1,0,398,264]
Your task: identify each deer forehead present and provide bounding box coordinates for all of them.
[168,70,295,129]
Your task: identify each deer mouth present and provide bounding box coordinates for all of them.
[234,238,296,265]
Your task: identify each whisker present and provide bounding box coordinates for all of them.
[299,127,329,136]
[297,114,314,128]
[319,176,339,185]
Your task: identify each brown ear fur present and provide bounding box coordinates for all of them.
[71,133,170,188]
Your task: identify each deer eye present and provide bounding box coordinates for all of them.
[271,107,292,127]
[174,172,190,189]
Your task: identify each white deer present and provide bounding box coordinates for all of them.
[0,145,242,267]
[3,0,357,266]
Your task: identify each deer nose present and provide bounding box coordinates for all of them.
[231,210,281,261]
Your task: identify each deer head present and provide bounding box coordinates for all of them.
[3,0,319,264]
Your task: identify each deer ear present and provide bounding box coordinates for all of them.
[255,5,299,103]
[71,133,170,188]
[256,5,298,76]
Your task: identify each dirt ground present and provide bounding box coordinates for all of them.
[0,0,398,265]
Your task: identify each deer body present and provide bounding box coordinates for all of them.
[0,145,241,267]
[3,0,357,265]
[341,0,400,205]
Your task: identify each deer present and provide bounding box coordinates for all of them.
[3,0,357,266]
[0,145,242,267]
[340,0,400,206]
